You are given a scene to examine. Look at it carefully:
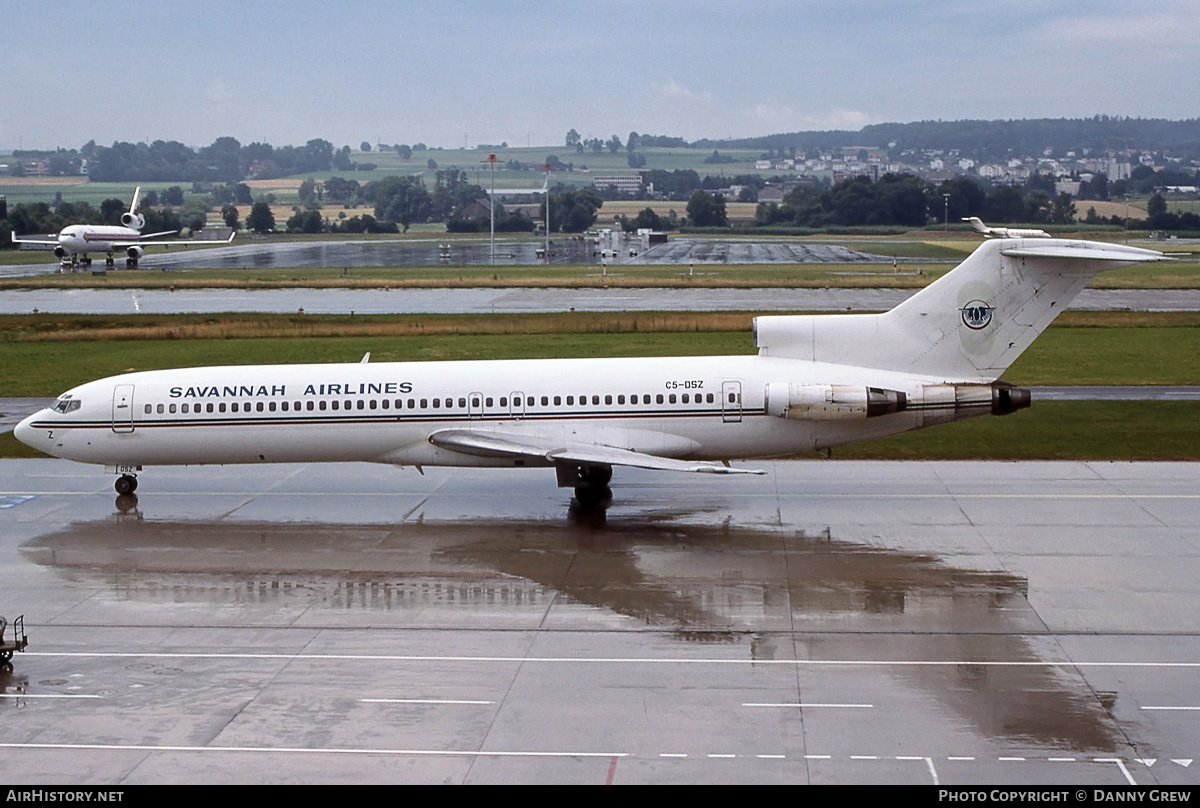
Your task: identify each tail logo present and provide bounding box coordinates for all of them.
[961,300,995,330]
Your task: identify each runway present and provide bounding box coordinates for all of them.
[1,459,1199,784]
[2,238,919,278]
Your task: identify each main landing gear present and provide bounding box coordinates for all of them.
[561,463,613,507]
[114,474,138,495]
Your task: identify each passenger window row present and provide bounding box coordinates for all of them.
[142,392,721,416]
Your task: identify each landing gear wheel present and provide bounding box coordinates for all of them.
[126,258,138,268]
[573,484,612,506]
[114,474,138,495]
[105,256,114,267]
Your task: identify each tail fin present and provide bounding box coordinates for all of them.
[129,186,142,215]
[755,238,1165,382]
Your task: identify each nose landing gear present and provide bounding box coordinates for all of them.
[114,474,138,495]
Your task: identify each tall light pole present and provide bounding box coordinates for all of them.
[482,153,498,263]
[943,193,951,232]
[543,163,551,265]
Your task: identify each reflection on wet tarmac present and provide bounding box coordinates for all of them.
[140,239,903,271]
[20,497,1121,751]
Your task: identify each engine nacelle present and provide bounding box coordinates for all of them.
[125,245,145,260]
[913,382,1031,426]
[120,212,145,230]
[765,383,907,420]
[53,246,68,258]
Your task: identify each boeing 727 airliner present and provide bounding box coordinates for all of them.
[15,236,1165,503]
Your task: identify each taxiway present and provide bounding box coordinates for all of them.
[1,459,1198,784]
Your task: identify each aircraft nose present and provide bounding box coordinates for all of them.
[13,413,39,448]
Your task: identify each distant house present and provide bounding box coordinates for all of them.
[458,198,493,220]
[757,187,785,204]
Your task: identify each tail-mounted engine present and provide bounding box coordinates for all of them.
[120,212,145,230]
[765,382,1029,422]
[765,384,907,420]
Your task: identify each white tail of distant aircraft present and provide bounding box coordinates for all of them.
[11,186,234,270]
[16,237,1165,503]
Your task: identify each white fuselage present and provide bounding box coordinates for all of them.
[57,224,142,256]
[15,354,953,471]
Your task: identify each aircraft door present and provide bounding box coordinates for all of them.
[112,384,135,433]
[509,391,526,420]
[721,380,742,423]
[469,392,483,419]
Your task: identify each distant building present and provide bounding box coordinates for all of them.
[458,198,493,220]
[592,173,646,194]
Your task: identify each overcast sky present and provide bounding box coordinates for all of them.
[3,1,1197,152]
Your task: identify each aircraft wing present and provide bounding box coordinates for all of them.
[10,232,59,246]
[112,231,237,248]
[427,428,765,475]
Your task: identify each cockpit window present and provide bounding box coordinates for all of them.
[52,398,82,414]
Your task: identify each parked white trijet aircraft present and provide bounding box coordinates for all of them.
[11,187,234,270]
[15,237,1164,503]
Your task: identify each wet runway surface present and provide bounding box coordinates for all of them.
[1,459,1199,784]
[4,287,1197,314]
[3,239,914,278]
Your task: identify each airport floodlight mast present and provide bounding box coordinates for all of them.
[944,193,951,232]
[482,153,498,263]
[544,162,552,264]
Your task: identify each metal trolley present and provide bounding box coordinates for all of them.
[0,615,28,672]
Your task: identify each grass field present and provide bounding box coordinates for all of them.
[3,250,1198,289]
[1,311,1196,396]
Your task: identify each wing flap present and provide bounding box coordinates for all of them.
[113,231,237,248]
[428,428,765,475]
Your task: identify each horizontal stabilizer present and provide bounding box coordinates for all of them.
[428,428,765,475]
[1001,243,1167,262]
